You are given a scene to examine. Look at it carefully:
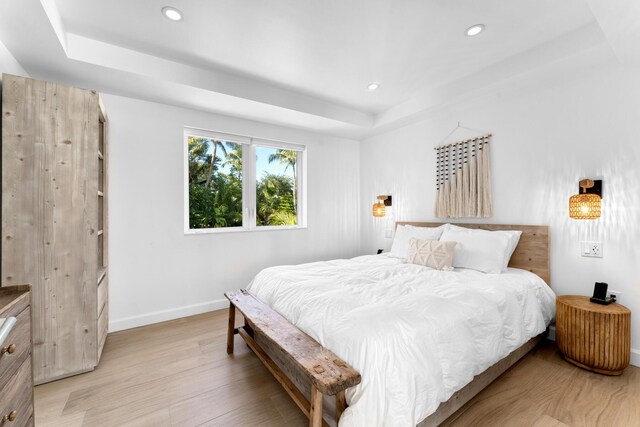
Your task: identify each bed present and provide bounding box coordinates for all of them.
[225,222,554,427]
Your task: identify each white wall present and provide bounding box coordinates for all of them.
[0,39,27,80]
[360,48,640,366]
[4,27,639,368]
[103,94,361,331]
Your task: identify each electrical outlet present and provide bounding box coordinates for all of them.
[384,230,393,239]
[608,289,622,300]
[581,241,603,258]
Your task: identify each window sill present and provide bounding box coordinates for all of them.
[185,225,308,235]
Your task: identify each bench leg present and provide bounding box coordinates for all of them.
[336,390,346,422]
[227,303,236,354]
[309,385,323,427]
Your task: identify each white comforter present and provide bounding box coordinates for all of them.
[247,254,556,427]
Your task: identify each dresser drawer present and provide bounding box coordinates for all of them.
[0,307,31,389]
[0,290,29,319]
[0,358,34,427]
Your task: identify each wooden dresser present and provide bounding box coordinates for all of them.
[0,285,34,426]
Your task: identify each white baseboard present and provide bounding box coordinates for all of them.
[548,325,639,368]
[109,298,229,332]
[632,349,640,368]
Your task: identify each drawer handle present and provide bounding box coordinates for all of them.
[0,317,17,351]
[2,411,17,422]
[1,343,16,355]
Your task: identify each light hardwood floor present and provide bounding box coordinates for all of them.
[35,309,640,427]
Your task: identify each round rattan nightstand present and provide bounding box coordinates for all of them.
[556,295,631,375]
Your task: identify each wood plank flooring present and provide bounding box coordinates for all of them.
[34,309,640,427]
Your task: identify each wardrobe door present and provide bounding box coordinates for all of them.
[2,74,99,384]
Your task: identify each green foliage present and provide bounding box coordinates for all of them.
[269,211,297,226]
[188,137,242,228]
[188,140,297,229]
[223,143,243,179]
[268,149,298,211]
[268,149,297,174]
[187,137,211,184]
[256,173,296,226]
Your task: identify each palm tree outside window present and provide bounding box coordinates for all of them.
[185,127,305,232]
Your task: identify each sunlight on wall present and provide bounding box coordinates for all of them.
[531,135,640,309]
[360,57,640,355]
[536,153,639,249]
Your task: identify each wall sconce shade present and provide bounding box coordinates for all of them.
[569,179,601,220]
[372,195,392,218]
[372,202,386,217]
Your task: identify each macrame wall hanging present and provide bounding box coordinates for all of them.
[434,131,493,218]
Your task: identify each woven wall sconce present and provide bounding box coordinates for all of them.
[569,179,602,220]
[373,195,392,218]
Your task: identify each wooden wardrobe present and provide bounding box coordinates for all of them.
[1,74,109,384]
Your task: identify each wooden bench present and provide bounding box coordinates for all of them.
[225,289,361,427]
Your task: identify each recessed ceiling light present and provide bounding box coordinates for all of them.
[466,24,485,37]
[367,82,380,91]
[162,6,183,21]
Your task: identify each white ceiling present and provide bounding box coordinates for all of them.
[1,0,633,138]
[54,0,595,114]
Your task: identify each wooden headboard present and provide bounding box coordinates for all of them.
[396,222,551,286]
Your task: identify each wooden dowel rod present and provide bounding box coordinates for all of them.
[433,134,492,150]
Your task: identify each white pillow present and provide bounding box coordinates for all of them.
[439,227,513,274]
[498,230,522,271]
[389,225,446,259]
[444,224,522,272]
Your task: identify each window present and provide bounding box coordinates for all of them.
[184,127,306,233]
[255,146,299,227]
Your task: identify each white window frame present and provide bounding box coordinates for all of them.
[184,127,307,234]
